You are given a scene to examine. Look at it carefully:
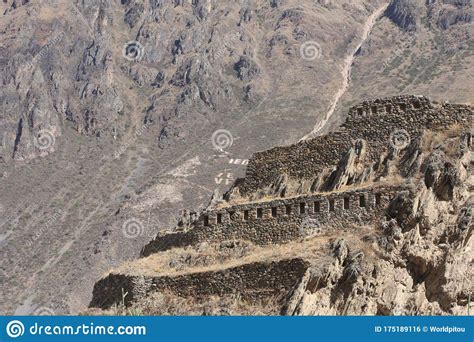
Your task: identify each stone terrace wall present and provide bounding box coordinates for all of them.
[237,95,473,197]
[142,185,406,256]
[90,258,310,310]
[345,95,434,121]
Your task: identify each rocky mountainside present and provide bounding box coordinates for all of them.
[384,0,472,31]
[0,0,472,315]
[325,0,473,133]
[88,96,473,315]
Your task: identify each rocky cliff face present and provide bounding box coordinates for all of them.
[385,0,472,31]
[1,0,472,316]
[385,0,421,31]
[2,0,395,315]
[88,96,473,315]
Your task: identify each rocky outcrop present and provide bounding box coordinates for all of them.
[1,0,473,317]
[89,96,473,315]
[234,56,261,82]
[435,5,472,29]
[232,96,471,200]
[322,139,368,191]
[385,0,421,31]
[384,0,472,31]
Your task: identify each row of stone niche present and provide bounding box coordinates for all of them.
[353,100,423,117]
[202,192,384,226]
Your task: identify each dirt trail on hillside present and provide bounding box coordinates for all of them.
[301,3,389,141]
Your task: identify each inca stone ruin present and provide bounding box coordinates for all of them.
[89,95,473,315]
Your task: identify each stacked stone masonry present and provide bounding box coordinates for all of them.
[237,95,473,196]
[141,96,472,257]
[90,258,309,309]
[141,185,406,256]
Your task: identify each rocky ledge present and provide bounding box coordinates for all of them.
[88,96,473,315]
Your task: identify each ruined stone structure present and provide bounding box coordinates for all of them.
[141,95,472,256]
[90,258,309,309]
[90,96,473,314]
[235,95,472,197]
[142,184,407,256]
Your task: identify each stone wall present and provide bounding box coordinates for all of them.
[142,185,406,256]
[141,96,471,257]
[345,95,434,120]
[236,95,472,197]
[89,258,310,310]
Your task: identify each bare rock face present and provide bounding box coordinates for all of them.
[437,8,472,29]
[385,0,421,31]
[268,171,472,316]
[1,0,473,317]
[386,0,473,31]
[388,190,416,230]
[234,55,261,82]
[385,0,472,31]
[431,0,473,29]
[323,139,367,191]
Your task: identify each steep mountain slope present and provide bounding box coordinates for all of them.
[0,0,472,315]
[325,0,474,132]
[89,96,473,315]
[0,0,384,315]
